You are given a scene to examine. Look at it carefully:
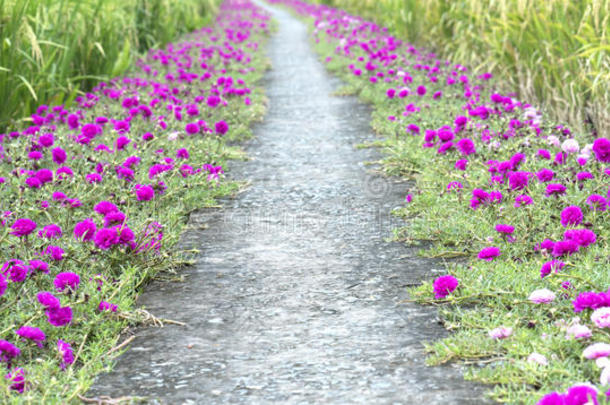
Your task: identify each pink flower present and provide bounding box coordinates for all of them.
[591,307,610,328]
[99,301,118,312]
[560,205,583,227]
[489,326,513,339]
[583,342,610,359]
[527,352,548,366]
[45,306,72,327]
[566,324,592,340]
[57,340,74,370]
[5,367,25,393]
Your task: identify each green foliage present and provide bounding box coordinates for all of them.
[0,0,219,130]
[314,0,610,138]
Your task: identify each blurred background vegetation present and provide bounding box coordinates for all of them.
[0,0,218,130]
[315,0,609,137]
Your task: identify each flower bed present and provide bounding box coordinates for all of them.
[0,0,270,400]
[270,0,610,403]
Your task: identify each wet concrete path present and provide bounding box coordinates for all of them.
[91,2,488,403]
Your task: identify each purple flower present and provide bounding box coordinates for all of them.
[508,172,529,191]
[3,260,28,282]
[478,246,501,261]
[0,273,6,297]
[10,218,37,237]
[560,205,583,227]
[215,120,229,135]
[37,291,60,310]
[74,218,97,241]
[38,224,62,239]
[0,340,20,365]
[53,272,80,292]
[176,148,189,159]
[5,367,25,393]
[45,306,72,327]
[432,275,459,299]
[456,138,476,155]
[552,240,579,257]
[545,183,566,197]
[29,260,49,274]
[573,291,610,312]
[44,245,65,261]
[94,201,118,215]
[185,122,200,134]
[536,168,554,182]
[104,211,126,227]
[52,147,67,165]
[564,229,596,247]
[540,260,565,278]
[514,194,533,208]
[586,194,607,211]
[99,301,118,312]
[57,339,74,370]
[15,326,45,347]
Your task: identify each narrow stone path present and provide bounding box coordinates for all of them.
[91,3,488,403]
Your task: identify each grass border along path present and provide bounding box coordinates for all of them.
[0,0,271,401]
[269,0,610,403]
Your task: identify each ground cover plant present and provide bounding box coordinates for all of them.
[312,0,610,140]
[269,0,610,403]
[0,0,218,129]
[0,0,270,401]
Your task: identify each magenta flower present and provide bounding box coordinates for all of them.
[514,194,533,208]
[15,326,45,347]
[51,148,67,165]
[53,272,80,292]
[592,137,610,163]
[564,229,596,247]
[0,340,20,365]
[185,122,200,134]
[94,227,119,250]
[560,205,583,227]
[2,259,28,283]
[545,183,566,197]
[552,240,579,257]
[57,340,74,370]
[495,224,514,234]
[432,275,459,299]
[135,184,155,201]
[176,148,189,159]
[38,224,62,239]
[478,246,501,261]
[215,120,229,135]
[45,306,72,327]
[29,260,49,274]
[74,218,97,241]
[94,201,118,215]
[10,218,37,237]
[456,138,475,155]
[37,291,60,310]
[0,273,6,297]
[508,172,529,191]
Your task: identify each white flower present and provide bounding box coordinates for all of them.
[527,352,548,366]
[489,326,513,339]
[591,307,610,328]
[561,139,580,154]
[528,288,556,304]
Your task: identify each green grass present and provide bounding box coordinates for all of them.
[313,0,610,139]
[0,0,218,130]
